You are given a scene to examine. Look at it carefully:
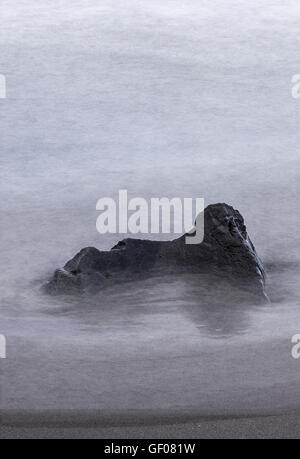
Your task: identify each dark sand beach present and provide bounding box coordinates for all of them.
[1,411,300,439]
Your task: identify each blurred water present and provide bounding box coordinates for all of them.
[0,0,300,416]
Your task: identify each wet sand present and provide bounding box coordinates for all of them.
[1,411,299,439]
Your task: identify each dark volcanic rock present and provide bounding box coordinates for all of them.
[44,203,268,302]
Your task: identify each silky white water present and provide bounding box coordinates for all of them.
[0,0,300,417]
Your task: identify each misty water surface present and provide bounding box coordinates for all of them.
[0,0,300,416]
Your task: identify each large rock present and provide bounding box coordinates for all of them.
[44,203,268,302]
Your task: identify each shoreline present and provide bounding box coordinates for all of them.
[1,410,299,439]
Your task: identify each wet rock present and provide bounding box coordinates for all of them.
[44,203,268,302]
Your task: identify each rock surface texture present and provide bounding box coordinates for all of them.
[44,203,268,302]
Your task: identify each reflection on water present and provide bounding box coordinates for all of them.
[10,261,298,343]
[1,256,300,414]
[40,274,263,339]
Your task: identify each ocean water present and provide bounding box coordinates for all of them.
[0,0,300,417]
